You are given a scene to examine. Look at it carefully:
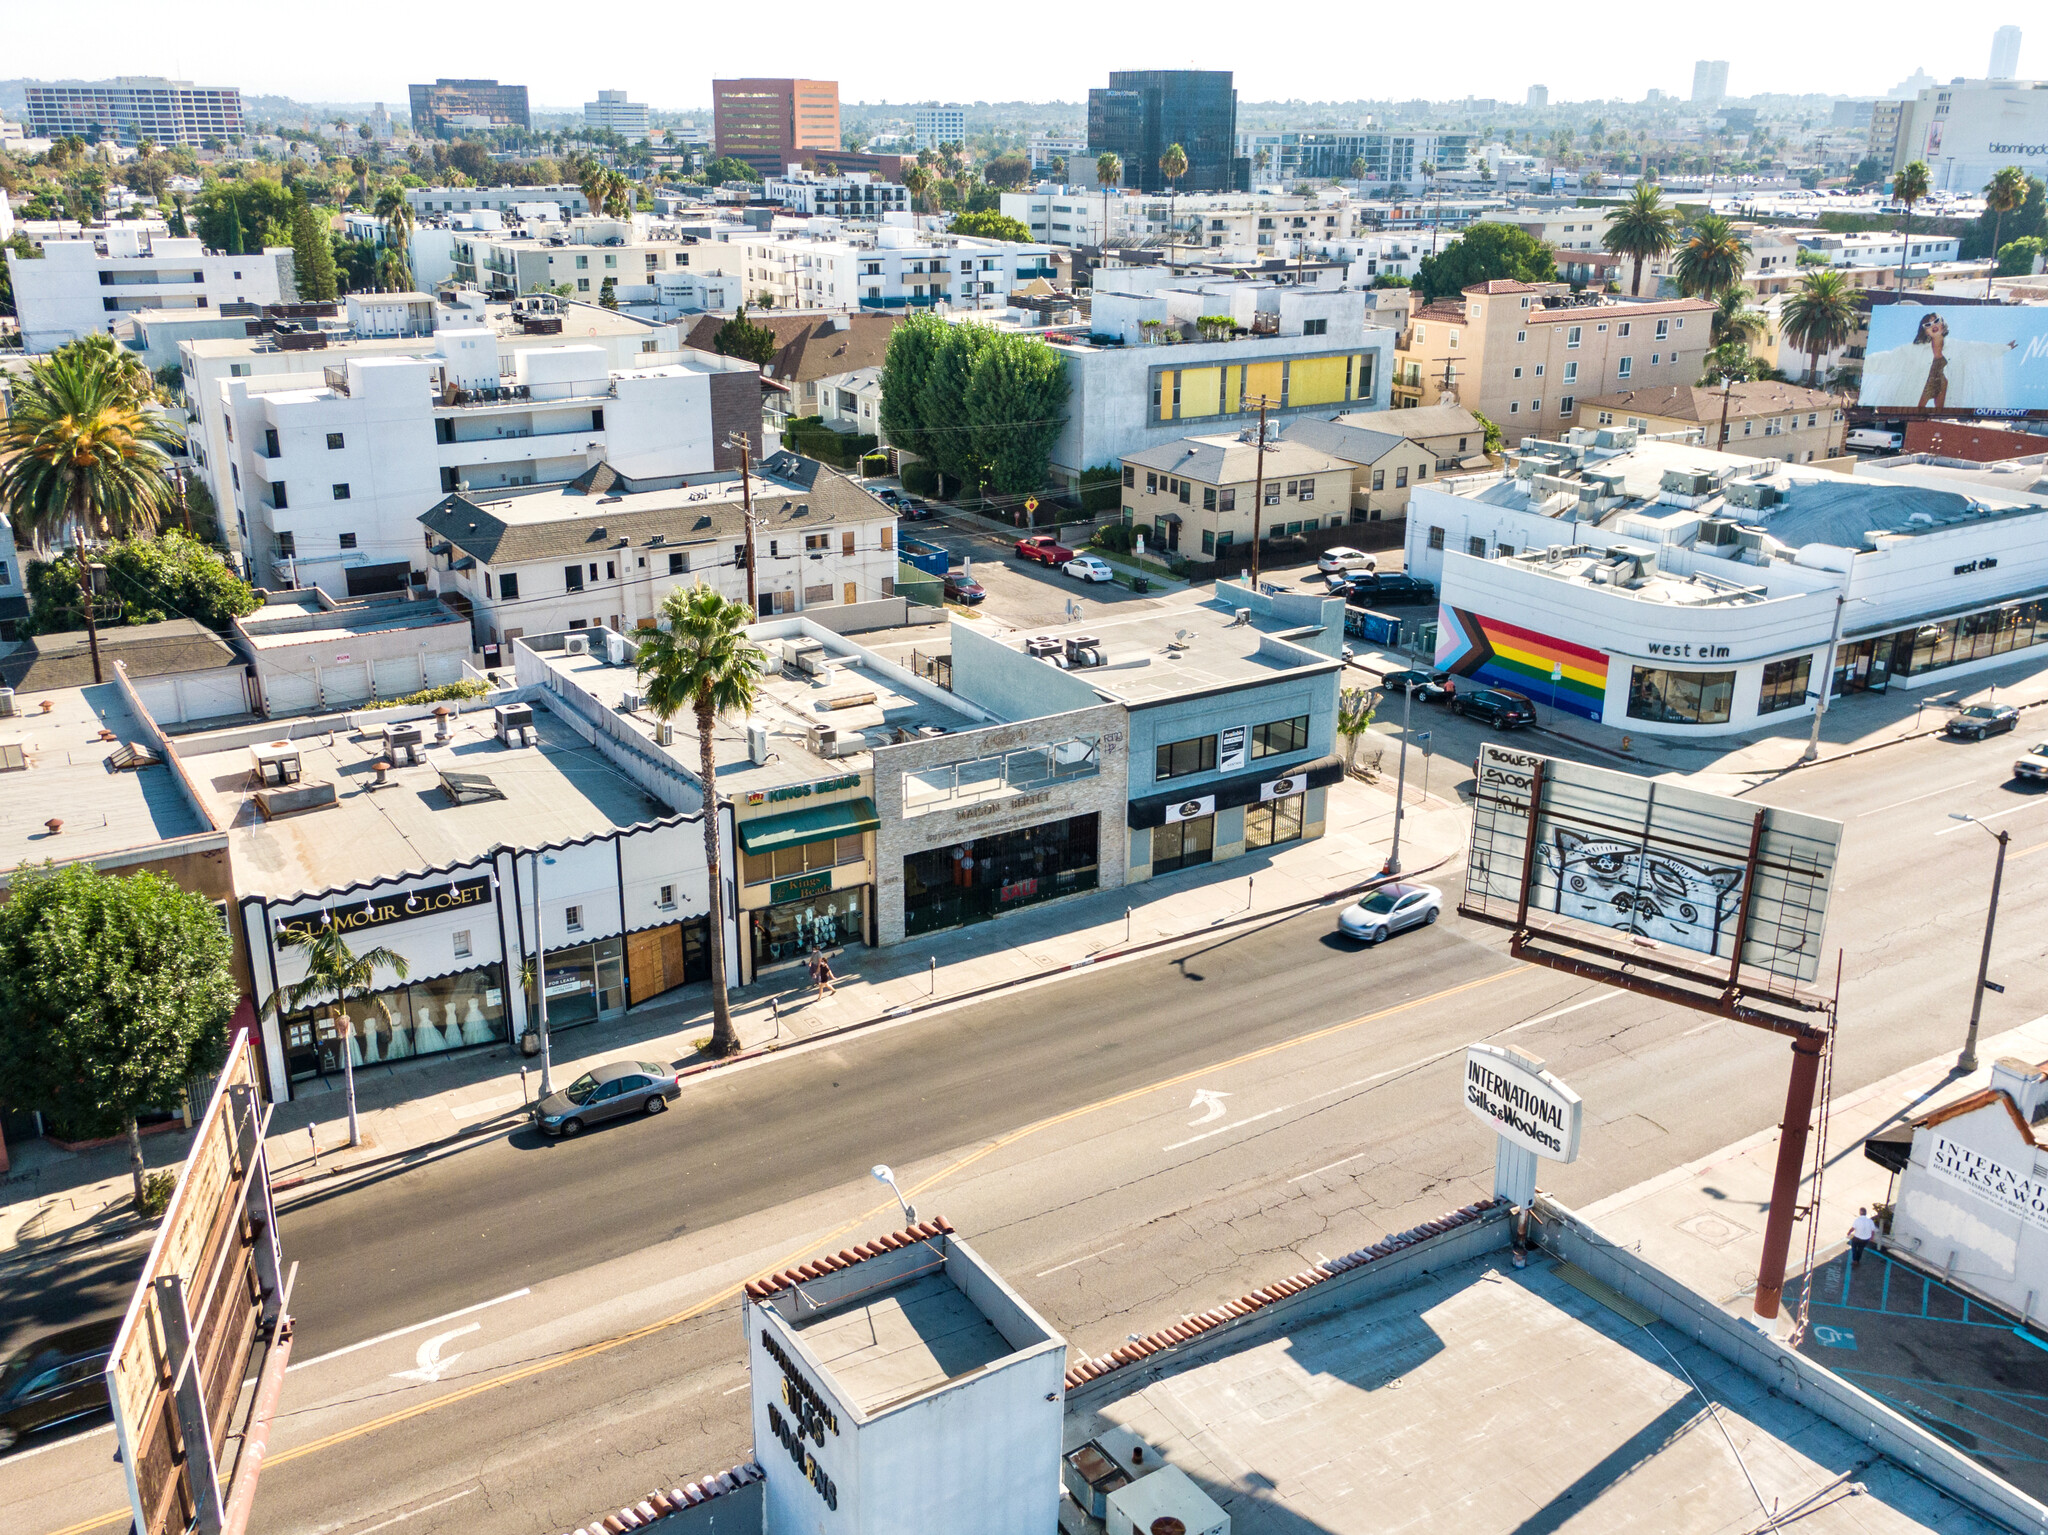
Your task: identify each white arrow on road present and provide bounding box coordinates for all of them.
[1187,1089,1231,1126]
[391,1323,480,1384]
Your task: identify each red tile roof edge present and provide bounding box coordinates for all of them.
[553,1462,764,1535]
[742,1216,955,1301]
[1059,1198,1506,1391]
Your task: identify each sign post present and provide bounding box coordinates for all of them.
[1463,1044,1582,1208]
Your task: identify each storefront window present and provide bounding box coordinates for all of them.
[1627,667,1734,725]
[744,835,864,886]
[1152,814,1215,874]
[902,814,1099,936]
[1757,655,1812,715]
[1899,600,2046,677]
[1244,794,1305,850]
[530,936,625,1030]
[284,964,508,1082]
[751,886,865,968]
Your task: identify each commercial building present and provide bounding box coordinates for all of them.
[584,90,649,143]
[1991,25,2024,80]
[1526,85,1549,109]
[408,80,531,137]
[8,230,291,352]
[1403,429,2048,736]
[912,105,966,150]
[1087,70,1246,194]
[714,78,841,177]
[234,586,475,717]
[1578,382,1847,464]
[761,170,910,218]
[1691,60,1731,104]
[1886,77,2048,190]
[1028,132,1088,171]
[420,451,898,644]
[1797,229,1962,269]
[24,78,241,147]
[1236,130,1474,188]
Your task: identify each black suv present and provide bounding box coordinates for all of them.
[1452,688,1537,729]
[0,1319,119,1450]
[1347,573,1438,607]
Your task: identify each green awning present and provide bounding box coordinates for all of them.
[738,797,880,854]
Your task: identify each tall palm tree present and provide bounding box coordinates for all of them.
[1777,268,1857,386]
[1602,182,1680,296]
[0,348,180,684]
[374,184,415,288]
[262,924,409,1149]
[1892,159,1931,291]
[1708,285,1767,350]
[1984,164,2029,296]
[1095,151,1121,248]
[904,165,938,215]
[1673,213,1751,299]
[636,585,764,1057]
[1159,143,1188,269]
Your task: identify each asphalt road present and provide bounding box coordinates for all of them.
[7,691,2045,1535]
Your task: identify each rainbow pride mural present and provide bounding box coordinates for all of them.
[1434,606,1610,720]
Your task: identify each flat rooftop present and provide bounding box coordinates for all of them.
[0,683,211,871]
[1507,546,1769,607]
[236,593,470,651]
[178,704,671,897]
[1010,591,1343,704]
[1070,1250,2003,1534]
[792,1272,1013,1415]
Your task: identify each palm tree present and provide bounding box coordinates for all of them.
[1709,285,1767,350]
[1892,159,1931,291]
[1984,164,2029,297]
[1253,146,1270,180]
[0,348,180,684]
[1095,151,1122,248]
[1159,143,1188,268]
[1602,182,1680,296]
[261,924,409,1149]
[1673,213,1751,299]
[1777,268,1857,386]
[904,165,937,215]
[636,585,764,1057]
[374,184,415,288]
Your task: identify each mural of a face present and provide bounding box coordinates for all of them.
[1544,828,1744,955]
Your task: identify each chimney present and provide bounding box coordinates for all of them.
[1990,1058,2048,1122]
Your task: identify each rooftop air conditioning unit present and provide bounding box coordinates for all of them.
[605,632,631,666]
[1025,636,1062,659]
[747,722,770,765]
[494,703,536,746]
[1064,635,1102,667]
[564,634,589,655]
[621,691,644,712]
[1724,479,1780,510]
[1660,469,1715,498]
[381,723,424,766]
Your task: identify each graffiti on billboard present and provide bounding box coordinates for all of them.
[1860,304,2048,415]
[1543,828,1746,957]
[1435,606,1610,720]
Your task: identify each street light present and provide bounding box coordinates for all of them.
[871,1164,917,1225]
[1386,678,1413,875]
[1948,812,2010,1074]
[531,851,558,1096]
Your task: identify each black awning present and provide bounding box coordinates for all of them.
[1128,754,1345,829]
[1863,1120,1916,1175]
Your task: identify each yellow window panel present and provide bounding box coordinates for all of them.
[1291,356,1348,407]
[1157,369,1176,422]
[1241,361,1284,412]
[1179,366,1222,419]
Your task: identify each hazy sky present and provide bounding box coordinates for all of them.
[7,3,2025,110]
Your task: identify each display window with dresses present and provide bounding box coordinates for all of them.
[283,964,509,1083]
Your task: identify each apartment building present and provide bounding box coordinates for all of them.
[1237,130,1475,188]
[1028,133,1088,170]
[1579,382,1847,464]
[8,230,291,352]
[849,227,1058,312]
[409,79,530,137]
[25,78,241,147]
[1284,400,1491,522]
[1120,436,1352,560]
[1393,282,1714,440]
[714,78,842,177]
[761,170,910,218]
[913,106,966,150]
[1797,230,1962,269]
[448,219,703,300]
[682,234,860,310]
[409,185,592,218]
[585,90,650,143]
[681,310,900,424]
[421,453,899,641]
[1002,187,1378,256]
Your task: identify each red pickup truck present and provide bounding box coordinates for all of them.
[1014,534,1075,567]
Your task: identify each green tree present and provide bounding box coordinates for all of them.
[194,178,293,254]
[1601,182,1679,296]
[1999,235,2047,276]
[920,322,998,486]
[374,183,415,285]
[878,311,948,460]
[1471,409,1503,456]
[701,155,761,184]
[1983,165,2030,296]
[1892,159,1931,290]
[634,585,764,1057]
[23,529,258,635]
[713,304,779,366]
[1848,157,1885,189]
[1337,687,1375,775]
[1708,285,1767,350]
[1672,213,1750,299]
[290,193,339,301]
[983,152,1031,189]
[1158,142,1189,266]
[964,331,1071,494]
[0,863,236,1211]
[0,347,181,683]
[903,165,937,215]
[166,192,189,238]
[1776,268,1857,386]
[599,275,618,309]
[261,924,409,1148]
[1413,223,1557,301]
[947,209,1034,243]
[1961,172,2044,259]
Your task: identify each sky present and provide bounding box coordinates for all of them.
[6,4,2027,111]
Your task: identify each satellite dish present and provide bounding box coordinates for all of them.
[1173,629,1193,643]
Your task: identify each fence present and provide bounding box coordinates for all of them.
[1208,518,1407,580]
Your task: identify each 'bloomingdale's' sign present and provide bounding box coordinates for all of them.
[1927,1132,2048,1233]
[1464,1044,1584,1162]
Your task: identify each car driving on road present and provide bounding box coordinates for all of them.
[2016,741,2048,781]
[1946,703,2020,741]
[1338,882,1443,944]
[532,1060,680,1137]
[0,1319,119,1451]
[1380,669,1455,703]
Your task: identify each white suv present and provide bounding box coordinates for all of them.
[1318,547,1377,575]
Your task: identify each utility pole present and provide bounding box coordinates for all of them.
[1800,593,1847,764]
[1953,817,2010,1074]
[1716,376,1736,448]
[727,430,758,612]
[1248,396,1270,588]
[76,547,105,685]
[1387,679,1412,875]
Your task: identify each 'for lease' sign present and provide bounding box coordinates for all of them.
[1464,1044,1583,1162]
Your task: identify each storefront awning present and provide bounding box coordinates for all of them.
[1127,755,1345,829]
[738,797,880,854]
[1862,1120,1916,1176]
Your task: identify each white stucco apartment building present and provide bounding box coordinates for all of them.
[8,230,291,351]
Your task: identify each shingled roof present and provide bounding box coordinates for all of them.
[0,618,241,694]
[682,312,903,385]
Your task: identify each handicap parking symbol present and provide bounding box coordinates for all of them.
[1812,1325,1857,1350]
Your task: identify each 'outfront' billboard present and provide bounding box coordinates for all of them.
[1858,303,2048,418]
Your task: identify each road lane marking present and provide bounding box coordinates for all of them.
[1501,993,1615,1033]
[2014,838,2048,861]
[1,1421,115,1460]
[1037,1243,1125,1277]
[1856,781,1973,817]
[1186,1089,1230,1125]
[1164,1106,1290,1151]
[1934,798,2048,835]
[345,1487,479,1535]
[1290,1153,1369,1183]
[390,1324,480,1385]
[289,1288,531,1373]
[35,964,1527,1535]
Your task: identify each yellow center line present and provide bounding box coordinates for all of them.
[2013,838,2048,860]
[44,964,1522,1535]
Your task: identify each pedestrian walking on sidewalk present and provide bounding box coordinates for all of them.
[1848,1207,1878,1267]
[811,949,837,1000]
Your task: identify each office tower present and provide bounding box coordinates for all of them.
[713,79,841,176]
[1086,70,1245,193]
[408,80,531,137]
[1691,61,1730,104]
[913,105,966,150]
[1990,26,2022,80]
[585,90,650,143]
[1526,85,1549,109]
[25,78,242,147]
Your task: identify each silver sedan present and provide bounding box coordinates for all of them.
[1338,882,1443,945]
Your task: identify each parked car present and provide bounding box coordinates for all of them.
[2014,742,2048,781]
[943,573,986,605]
[873,488,901,507]
[1063,554,1115,583]
[531,1060,680,1138]
[1846,427,1904,453]
[1380,669,1456,703]
[1452,688,1538,728]
[0,1319,120,1451]
[1947,703,2020,741]
[1015,534,1075,566]
[1318,546,1378,575]
[900,498,934,520]
[1338,882,1443,944]
[1347,573,1438,607]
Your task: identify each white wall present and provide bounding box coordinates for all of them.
[607,367,715,478]
[10,238,285,351]
[1890,1084,2048,1319]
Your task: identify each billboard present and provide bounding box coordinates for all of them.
[1858,304,2048,416]
[1463,743,1843,985]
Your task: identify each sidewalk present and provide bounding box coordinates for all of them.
[1577,1012,2048,1326]
[0,772,1466,1255]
